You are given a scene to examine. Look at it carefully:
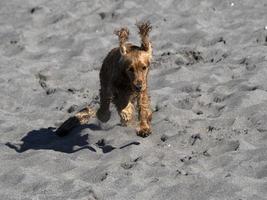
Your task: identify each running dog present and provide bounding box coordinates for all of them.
[56,21,153,137]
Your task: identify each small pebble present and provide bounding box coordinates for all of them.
[46,88,56,95]
[67,105,78,113]
[176,169,188,176]
[160,134,168,142]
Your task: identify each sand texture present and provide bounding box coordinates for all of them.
[1,0,267,199]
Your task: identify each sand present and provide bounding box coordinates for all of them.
[1,0,267,199]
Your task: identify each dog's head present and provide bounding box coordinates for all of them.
[114,21,152,92]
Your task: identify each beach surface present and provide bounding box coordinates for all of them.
[1,0,267,199]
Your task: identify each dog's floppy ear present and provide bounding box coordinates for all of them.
[114,27,129,55]
[136,21,152,53]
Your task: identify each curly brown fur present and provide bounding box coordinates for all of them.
[56,21,153,137]
[114,27,129,55]
[56,106,95,136]
[136,21,152,52]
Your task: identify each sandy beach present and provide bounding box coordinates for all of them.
[1,0,267,199]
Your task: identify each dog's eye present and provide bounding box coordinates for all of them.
[142,66,147,71]
[128,67,134,72]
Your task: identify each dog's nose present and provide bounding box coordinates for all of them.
[134,83,142,92]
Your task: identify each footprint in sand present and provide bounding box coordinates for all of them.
[207,140,240,156]
[36,72,56,95]
[2,36,25,57]
[256,165,267,179]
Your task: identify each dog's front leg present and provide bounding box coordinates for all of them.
[120,101,134,126]
[137,90,152,137]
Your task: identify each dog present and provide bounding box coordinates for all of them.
[56,21,153,137]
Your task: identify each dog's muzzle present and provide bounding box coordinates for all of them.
[134,83,142,92]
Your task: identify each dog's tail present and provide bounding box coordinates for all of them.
[56,106,96,137]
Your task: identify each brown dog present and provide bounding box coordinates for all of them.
[56,21,153,137]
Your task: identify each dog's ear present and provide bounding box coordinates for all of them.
[136,21,152,53]
[114,27,129,55]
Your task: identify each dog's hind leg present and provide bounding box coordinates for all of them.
[56,106,96,137]
[96,86,112,123]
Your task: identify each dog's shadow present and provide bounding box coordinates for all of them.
[5,124,101,153]
[5,123,140,154]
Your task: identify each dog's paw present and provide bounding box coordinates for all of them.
[120,103,134,125]
[136,127,152,137]
[96,109,111,123]
[121,109,132,122]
